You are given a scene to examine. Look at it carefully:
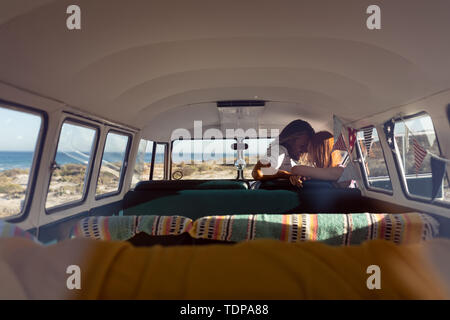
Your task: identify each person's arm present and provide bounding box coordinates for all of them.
[252,161,292,181]
[291,165,344,181]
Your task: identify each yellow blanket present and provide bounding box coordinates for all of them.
[0,237,448,299]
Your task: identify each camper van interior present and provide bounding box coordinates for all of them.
[0,0,449,301]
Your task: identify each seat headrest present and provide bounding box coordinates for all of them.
[134,180,248,191]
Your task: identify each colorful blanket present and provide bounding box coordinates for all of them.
[0,220,40,244]
[191,213,439,245]
[71,212,439,246]
[71,215,193,241]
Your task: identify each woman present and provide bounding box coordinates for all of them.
[290,131,350,186]
[252,119,315,181]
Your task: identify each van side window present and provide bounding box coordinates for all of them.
[46,121,97,210]
[131,139,154,188]
[153,143,167,180]
[0,106,43,218]
[356,127,392,192]
[394,113,449,202]
[96,131,130,196]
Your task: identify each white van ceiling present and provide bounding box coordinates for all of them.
[1,0,449,138]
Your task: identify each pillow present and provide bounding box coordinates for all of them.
[188,213,439,246]
[0,220,41,244]
[71,215,193,241]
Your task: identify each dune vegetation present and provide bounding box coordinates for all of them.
[0,162,124,217]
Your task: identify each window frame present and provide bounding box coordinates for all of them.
[169,138,240,180]
[45,118,100,214]
[149,141,157,180]
[391,111,450,209]
[1,99,48,223]
[154,142,169,180]
[95,128,132,200]
[355,126,394,196]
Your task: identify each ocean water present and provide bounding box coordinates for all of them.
[0,151,256,171]
[0,151,252,172]
[0,151,36,171]
[0,151,163,172]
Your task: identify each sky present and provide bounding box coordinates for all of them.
[0,107,41,151]
[0,107,129,152]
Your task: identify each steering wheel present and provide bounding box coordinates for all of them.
[172,170,183,180]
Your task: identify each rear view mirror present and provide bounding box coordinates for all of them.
[231,142,248,150]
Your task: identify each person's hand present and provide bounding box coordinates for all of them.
[259,162,271,168]
[289,175,304,188]
[258,157,272,168]
[252,160,272,180]
[254,161,271,171]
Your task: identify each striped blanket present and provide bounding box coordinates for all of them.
[71,215,193,241]
[191,213,438,245]
[0,220,40,243]
[71,212,439,246]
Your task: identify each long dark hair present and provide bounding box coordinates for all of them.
[278,119,315,156]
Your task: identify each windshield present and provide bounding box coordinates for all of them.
[171,139,237,179]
